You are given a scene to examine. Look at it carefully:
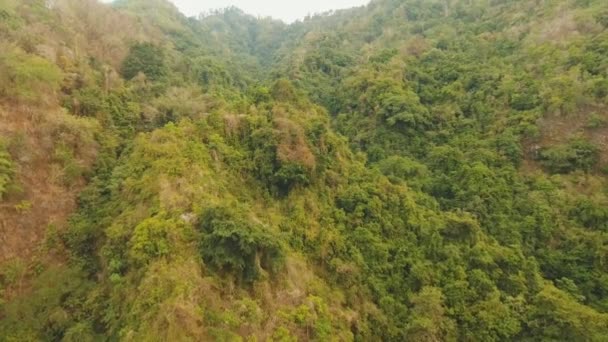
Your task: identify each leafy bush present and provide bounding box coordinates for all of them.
[527,285,608,341]
[509,78,540,111]
[0,266,94,341]
[121,42,167,81]
[249,85,271,104]
[246,121,312,195]
[0,142,14,200]
[64,87,106,117]
[376,156,430,189]
[129,216,180,265]
[597,10,608,28]
[53,144,84,186]
[271,79,297,102]
[495,131,523,166]
[0,46,62,103]
[585,113,607,129]
[406,287,456,342]
[272,162,310,195]
[377,87,429,128]
[569,198,608,231]
[198,206,283,282]
[192,57,238,89]
[540,138,600,174]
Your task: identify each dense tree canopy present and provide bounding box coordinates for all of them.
[1,0,608,340]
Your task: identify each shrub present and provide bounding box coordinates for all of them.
[509,79,540,111]
[540,138,599,174]
[53,144,84,186]
[0,265,94,341]
[376,155,430,188]
[596,10,608,28]
[121,42,167,81]
[0,142,14,200]
[0,46,62,103]
[198,206,283,282]
[192,57,234,89]
[271,79,296,102]
[272,162,310,195]
[129,216,179,265]
[65,87,106,117]
[249,85,271,104]
[569,198,608,231]
[378,88,429,128]
[585,113,607,129]
[495,131,523,166]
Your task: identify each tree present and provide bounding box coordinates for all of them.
[128,216,177,265]
[271,78,296,102]
[527,285,608,341]
[121,42,167,81]
[406,287,457,342]
[540,138,600,174]
[198,206,283,282]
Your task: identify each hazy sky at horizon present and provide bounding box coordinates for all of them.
[103,0,371,23]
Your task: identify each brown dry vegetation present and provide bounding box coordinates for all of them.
[524,107,608,167]
[45,0,156,69]
[0,0,158,264]
[0,103,97,263]
[275,118,317,170]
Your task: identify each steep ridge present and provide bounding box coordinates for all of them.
[1,0,608,340]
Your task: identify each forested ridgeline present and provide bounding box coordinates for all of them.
[1,0,608,340]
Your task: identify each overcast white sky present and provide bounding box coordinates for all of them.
[106,0,371,23]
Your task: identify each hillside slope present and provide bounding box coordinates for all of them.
[1,0,608,340]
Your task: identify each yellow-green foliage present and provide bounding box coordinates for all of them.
[528,284,608,340]
[0,141,14,200]
[128,215,182,265]
[0,0,17,12]
[0,46,62,104]
[0,0,18,26]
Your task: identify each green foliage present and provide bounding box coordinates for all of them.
[272,162,310,195]
[406,287,456,341]
[540,138,600,174]
[586,113,608,129]
[0,258,26,288]
[53,144,84,186]
[64,87,106,117]
[376,155,430,189]
[0,141,14,200]
[192,56,246,91]
[121,42,167,81]
[495,130,524,166]
[0,0,17,14]
[509,78,541,111]
[271,78,297,102]
[527,285,608,341]
[597,10,608,28]
[569,198,608,231]
[0,265,96,341]
[198,206,284,282]
[0,46,62,103]
[249,85,272,104]
[3,0,608,340]
[0,0,20,30]
[282,296,334,340]
[129,215,180,265]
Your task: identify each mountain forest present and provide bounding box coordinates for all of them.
[1,0,608,340]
